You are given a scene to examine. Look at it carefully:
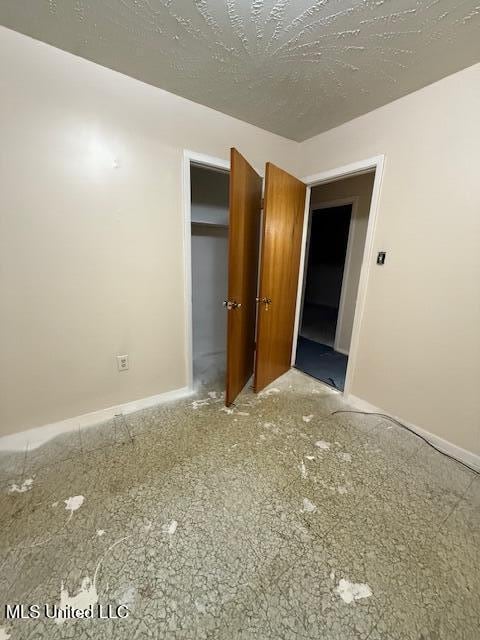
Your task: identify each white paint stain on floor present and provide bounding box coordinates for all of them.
[64,495,85,520]
[335,579,372,603]
[337,452,352,462]
[191,399,210,410]
[96,529,106,537]
[299,461,307,479]
[57,576,98,624]
[305,455,315,461]
[8,477,34,493]
[315,440,331,450]
[162,520,177,535]
[302,498,317,512]
[302,414,314,423]
[259,388,280,397]
[57,534,132,624]
[0,626,11,640]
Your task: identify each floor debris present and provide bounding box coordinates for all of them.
[335,579,372,603]
[191,399,210,410]
[64,495,85,520]
[8,477,34,493]
[162,520,178,536]
[1,367,477,638]
[258,388,280,397]
[0,626,11,640]
[299,461,307,479]
[57,576,98,623]
[302,498,317,512]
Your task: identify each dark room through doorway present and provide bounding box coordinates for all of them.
[295,204,351,390]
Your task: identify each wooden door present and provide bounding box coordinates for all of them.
[225,148,262,406]
[254,162,307,392]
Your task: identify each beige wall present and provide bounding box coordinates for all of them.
[309,173,375,354]
[1,26,479,458]
[0,27,296,437]
[300,63,480,456]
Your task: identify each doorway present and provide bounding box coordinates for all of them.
[184,151,384,403]
[295,171,376,391]
[190,162,230,388]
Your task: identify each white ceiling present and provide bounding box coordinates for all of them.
[1,1,479,141]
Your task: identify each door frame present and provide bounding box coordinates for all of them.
[303,197,358,355]
[291,155,385,399]
[182,150,230,392]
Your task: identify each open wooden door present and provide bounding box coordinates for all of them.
[225,148,262,406]
[254,162,307,392]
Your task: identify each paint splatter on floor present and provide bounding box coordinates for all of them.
[64,495,85,519]
[302,498,317,512]
[8,477,34,493]
[299,461,307,478]
[0,368,477,639]
[57,577,98,623]
[335,579,372,603]
[162,520,178,536]
[0,626,11,640]
[258,387,280,397]
[315,440,331,450]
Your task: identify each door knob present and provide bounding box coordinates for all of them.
[223,299,242,310]
[256,297,272,310]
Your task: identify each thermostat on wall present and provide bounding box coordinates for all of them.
[377,251,386,265]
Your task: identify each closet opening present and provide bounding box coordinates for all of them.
[190,162,230,389]
[295,171,375,391]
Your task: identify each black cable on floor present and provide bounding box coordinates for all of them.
[330,409,479,476]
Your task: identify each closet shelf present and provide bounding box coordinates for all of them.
[191,220,228,229]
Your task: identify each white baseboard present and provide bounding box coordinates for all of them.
[346,394,480,472]
[0,386,193,452]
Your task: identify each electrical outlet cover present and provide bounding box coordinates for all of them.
[117,354,129,371]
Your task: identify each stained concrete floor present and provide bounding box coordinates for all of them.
[1,369,479,640]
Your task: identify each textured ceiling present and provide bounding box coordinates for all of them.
[1,1,479,140]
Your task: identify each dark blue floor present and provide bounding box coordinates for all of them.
[295,336,348,391]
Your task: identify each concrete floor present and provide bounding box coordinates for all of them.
[1,369,479,639]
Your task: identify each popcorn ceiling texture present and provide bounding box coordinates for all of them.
[0,0,479,140]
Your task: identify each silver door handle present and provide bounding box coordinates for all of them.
[223,299,242,310]
[256,297,272,310]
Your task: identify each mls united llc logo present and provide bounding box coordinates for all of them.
[5,603,129,620]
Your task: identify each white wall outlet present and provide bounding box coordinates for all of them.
[116,354,129,371]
